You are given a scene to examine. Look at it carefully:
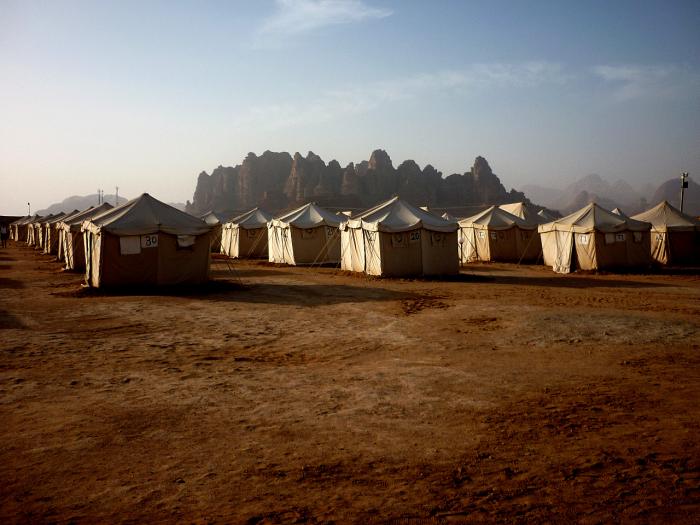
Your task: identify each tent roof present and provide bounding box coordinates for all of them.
[200,211,222,225]
[22,214,44,225]
[199,210,239,225]
[36,213,57,225]
[442,212,459,221]
[539,202,651,233]
[343,196,457,233]
[271,202,341,229]
[59,203,114,231]
[498,202,549,225]
[611,207,629,218]
[631,200,700,232]
[82,193,211,236]
[459,205,536,230]
[10,215,30,225]
[46,210,78,225]
[538,209,557,221]
[224,207,273,229]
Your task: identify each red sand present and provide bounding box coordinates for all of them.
[1,242,699,523]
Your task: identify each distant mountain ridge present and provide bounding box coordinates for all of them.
[522,174,698,216]
[186,149,536,215]
[37,195,188,216]
[652,177,700,216]
[37,194,128,215]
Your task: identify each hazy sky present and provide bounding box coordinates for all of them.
[1,0,699,214]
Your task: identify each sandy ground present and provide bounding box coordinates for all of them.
[0,241,699,524]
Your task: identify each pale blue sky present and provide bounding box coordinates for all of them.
[1,0,699,213]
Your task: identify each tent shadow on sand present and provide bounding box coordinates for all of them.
[58,280,417,306]
[0,277,25,289]
[210,267,290,278]
[472,274,670,289]
[0,310,26,329]
[209,282,417,306]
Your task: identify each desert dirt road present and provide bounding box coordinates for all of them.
[1,241,699,523]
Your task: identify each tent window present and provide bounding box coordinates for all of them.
[119,236,141,255]
[577,234,590,245]
[633,232,643,243]
[409,231,421,243]
[490,231,497,240]
[325,226,337,239]
[478,231,486,239]
[615,233,626,242]
[302,228,315,239]
[521,231,530,240]
[246,229,258,238]
[605,233,615,245]
[655,233,664,241]
[177,235,196,248]
[430,232,444,246]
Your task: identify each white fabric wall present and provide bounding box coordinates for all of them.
[540,230,574,274]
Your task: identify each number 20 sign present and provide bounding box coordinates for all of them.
[141,234,159,248]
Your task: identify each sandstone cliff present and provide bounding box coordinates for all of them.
[186,149,531,214]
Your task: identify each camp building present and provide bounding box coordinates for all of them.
[631,201,700,265]
[340,196,459,277]
[499,202,551,225]
[10,215,35,242]
[538,203,651,273]
[44,211,78,256]
[82,194,212,287]
[58,203,114,270]
[268,202,341,265]
[459,206,541,263]
[221,207,272,259]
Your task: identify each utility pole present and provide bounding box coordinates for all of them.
[116,186,119,206]
[97,189,100,205]
[27,202,31,215]
[680,172,689,213]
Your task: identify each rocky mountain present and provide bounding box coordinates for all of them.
[186,149,532,215]
[37,194,128,216]
[651,177,700,216]
[552,174,648,215]
[523,174,659,216]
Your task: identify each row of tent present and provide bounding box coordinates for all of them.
[211,197,698,276]
[10,195,212,287]
[8,194,699,287]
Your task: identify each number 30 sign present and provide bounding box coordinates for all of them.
[141,234,159,248]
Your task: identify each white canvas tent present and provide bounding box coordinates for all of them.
[58,203,114,270]
[268,202,341,265]
[631,201,700,265]
[221,207,273,258]
[199,211,238,252]
[538,203,652,273]
[10,215,34,242]
[499,202,551,225]
[27,215,49,246]
[459,206,541,263]
[340,197,459,277]
[44,211,77,255]
[82,194,212,287]
[35,214,62,249]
